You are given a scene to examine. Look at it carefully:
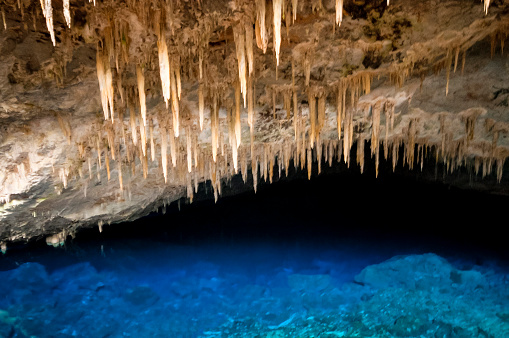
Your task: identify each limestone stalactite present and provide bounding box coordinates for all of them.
[137,65,147,127]
[255,0,268,53]
[273,0,283,66]
[234,23,248,107]
[63,0,71,28]
[335,0,343,27]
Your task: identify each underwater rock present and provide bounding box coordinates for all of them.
[0,310,16,338]
[123,285,160,307]
[50,262,101,292]
[354,253,455,289]
[0,263,51,304]
[288,273,331,291]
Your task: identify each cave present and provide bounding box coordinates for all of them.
[1,0,509,336]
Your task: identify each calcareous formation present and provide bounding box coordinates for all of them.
[0,0,508,248]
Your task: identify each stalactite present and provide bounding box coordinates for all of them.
[245,21,254,76]
[300,126,306,170]
[357,137,364,174]
[484,0,491,15]
[317,138,322,174]
[269,153,274,183]
[335,0,343,27]
[176,57,182,100]
[157,30,171,108]
[63,0,71,28]
[371,101,381,156]
[97,50,111,121]
[406,119,417,169]
[234,23,248,108]
[445,50,452,96]
[193,135,198,170]
[231,140,238,174]
[292,0,298,23]
[308,89,317,149]
[253,149,259,193]
[211,94,219,162]
[328,141,334,167]
[186,174,194,203]
[136,65,147,126]
[241,148,248,182]
[284,2,291,43]
[307,147,312,179]
[343,107,353,165]
[171,65,180,137]
[384,101,394,160]
[40,0,55,46]
[149,119,155,162]
[453,47,460,73]
[235,81,242,148]
[262,145,268,182]
[186,127,192,173]
[392,140,399,171]
[284,143,291,176]
[161,126,168,183]
[337,82,343,141]
[273,0,282,66]
[255,0,268,53]
[248,76,254,130]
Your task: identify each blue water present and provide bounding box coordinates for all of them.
[1,171,509,337]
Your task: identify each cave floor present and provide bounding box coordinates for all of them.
[1,232,508,338]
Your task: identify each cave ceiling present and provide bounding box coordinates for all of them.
[0,0,508,248]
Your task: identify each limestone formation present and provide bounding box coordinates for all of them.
[0,0,508,247]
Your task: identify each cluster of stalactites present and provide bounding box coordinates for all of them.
[336,72,373,164]
[53,80,509,216]
[27,0,505,210]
